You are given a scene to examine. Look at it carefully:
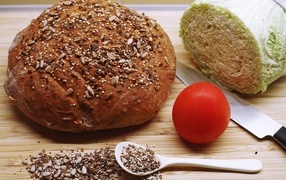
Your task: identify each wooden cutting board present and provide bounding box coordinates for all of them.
[0,4,285,180]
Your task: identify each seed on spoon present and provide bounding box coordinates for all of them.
[120,144,160,174]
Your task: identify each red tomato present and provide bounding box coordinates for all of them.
[172,82,230,144]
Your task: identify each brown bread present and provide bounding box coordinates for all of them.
[4,0,176,132]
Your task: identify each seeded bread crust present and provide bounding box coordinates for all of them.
[4,0,176,132]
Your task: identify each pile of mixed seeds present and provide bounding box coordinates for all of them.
[22,148,123,179]
[21,147,162,179]
[120,144,161,175]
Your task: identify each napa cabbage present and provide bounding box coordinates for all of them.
[180,0,286,94]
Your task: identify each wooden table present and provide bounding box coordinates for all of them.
[0,4,285,180]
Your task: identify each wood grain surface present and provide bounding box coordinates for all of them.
[0,4,285,180]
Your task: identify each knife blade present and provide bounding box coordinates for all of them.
[274,0,286,10]
[176,61,286,149]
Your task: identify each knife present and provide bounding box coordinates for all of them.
[176,61,286,149]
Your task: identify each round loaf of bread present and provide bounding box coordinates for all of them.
[4,0,176,132]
